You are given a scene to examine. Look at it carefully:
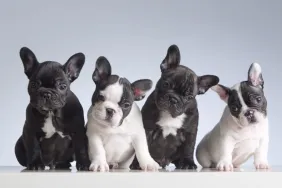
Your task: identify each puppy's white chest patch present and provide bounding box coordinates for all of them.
[42,113,65,139]
[156,112,186,138]
[42,115,56,138]
[103,133,134,163]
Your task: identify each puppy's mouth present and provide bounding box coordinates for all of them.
[234,116,258,128]
[92,110,121,128]
[247,117,257,124]
[31,100,66,113]
[95,117,121,128]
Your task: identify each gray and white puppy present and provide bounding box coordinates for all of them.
[196,63,269,171]
[14,47,90,170]
[130,45,219,169]
[86,56,160,171]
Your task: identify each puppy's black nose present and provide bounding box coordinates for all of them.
[244,110,254,118]
[169,96,178,104]
[106,108,115,117]
[43,92,52,100]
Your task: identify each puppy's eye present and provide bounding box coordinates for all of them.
[163,81,169,88]
[97,95,105,101]
[30,82,37,89]
[185,91,193,99]
[187,95,194,100]
[123,102,131,109]
[59,84,67,90]
[30,81,40,89]
[256,97,262,102]
[231,106,238,112]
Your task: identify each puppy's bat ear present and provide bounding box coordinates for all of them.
[19,47,39,79]
[92,56,112,84]
[247,62,264,89]
[197,75,219,95]
[212,84,231,103]
[160,44,181,72]
[63,53,85,83]
[131,79,153,101]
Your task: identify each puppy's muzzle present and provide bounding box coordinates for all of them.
[106,108,115,119]
[42,92,52,100]
[244,109,256,123]
[169,96,178,105]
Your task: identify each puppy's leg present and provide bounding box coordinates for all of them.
[232,139,257,168]
[254,134,269,169]
[88,133,109,172]
[15,136,27,167]
[195,135,212,168]
[69,117,90,171]
[54,136,74,170]
[132,130,160,171]
[118,154,135,170]
[175,124,198,170]
[172,112,199,170]
[40,135,57,168]
[22,125,44,170]
[216,136,234,171]
[195,147,212,168]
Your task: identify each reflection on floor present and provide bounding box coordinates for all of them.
[0,166,279,173]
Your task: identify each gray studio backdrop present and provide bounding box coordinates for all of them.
[0,0,281,167]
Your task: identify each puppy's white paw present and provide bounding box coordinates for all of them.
[139,157,161,171]
[254,160,269,169]
[216,160,233,171]
[89,159,109,172]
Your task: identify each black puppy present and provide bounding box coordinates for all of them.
[130,45,219,169]
[14,47,90,170]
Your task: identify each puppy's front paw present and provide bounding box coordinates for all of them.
[216,160,233,171]
[27,163,45,171]
[76,162,90,171]
[89,160,109,172]
[139,157,161,171]
[254,160,269,169]
[181,158,197,170]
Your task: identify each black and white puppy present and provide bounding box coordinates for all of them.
[130,45,219,170]
[196,63,269,171]
[14,47,90,170]
[86,56,160,171]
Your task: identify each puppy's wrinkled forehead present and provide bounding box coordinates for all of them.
[240,81,264,98]
[162,66,197,91]
[228,82,266,116]
[32,62,68,84]
[99,76,134,102]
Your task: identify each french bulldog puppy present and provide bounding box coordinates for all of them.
[130,45,219,170]
[14,47,90,170]
[196,63,269,171]
[86,56,160,172]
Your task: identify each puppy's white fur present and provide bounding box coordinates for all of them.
[86,82,160,172]
[41,112,66,139]
[196,84,269,171]
[157,111,187,138]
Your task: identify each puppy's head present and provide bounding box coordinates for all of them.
[212,63,267,127]
[155,45,219,117]
[90,56,152,128]
[20,47,85,113]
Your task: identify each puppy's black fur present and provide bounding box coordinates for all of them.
[130,45,219,169]
[14,47,90,170]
